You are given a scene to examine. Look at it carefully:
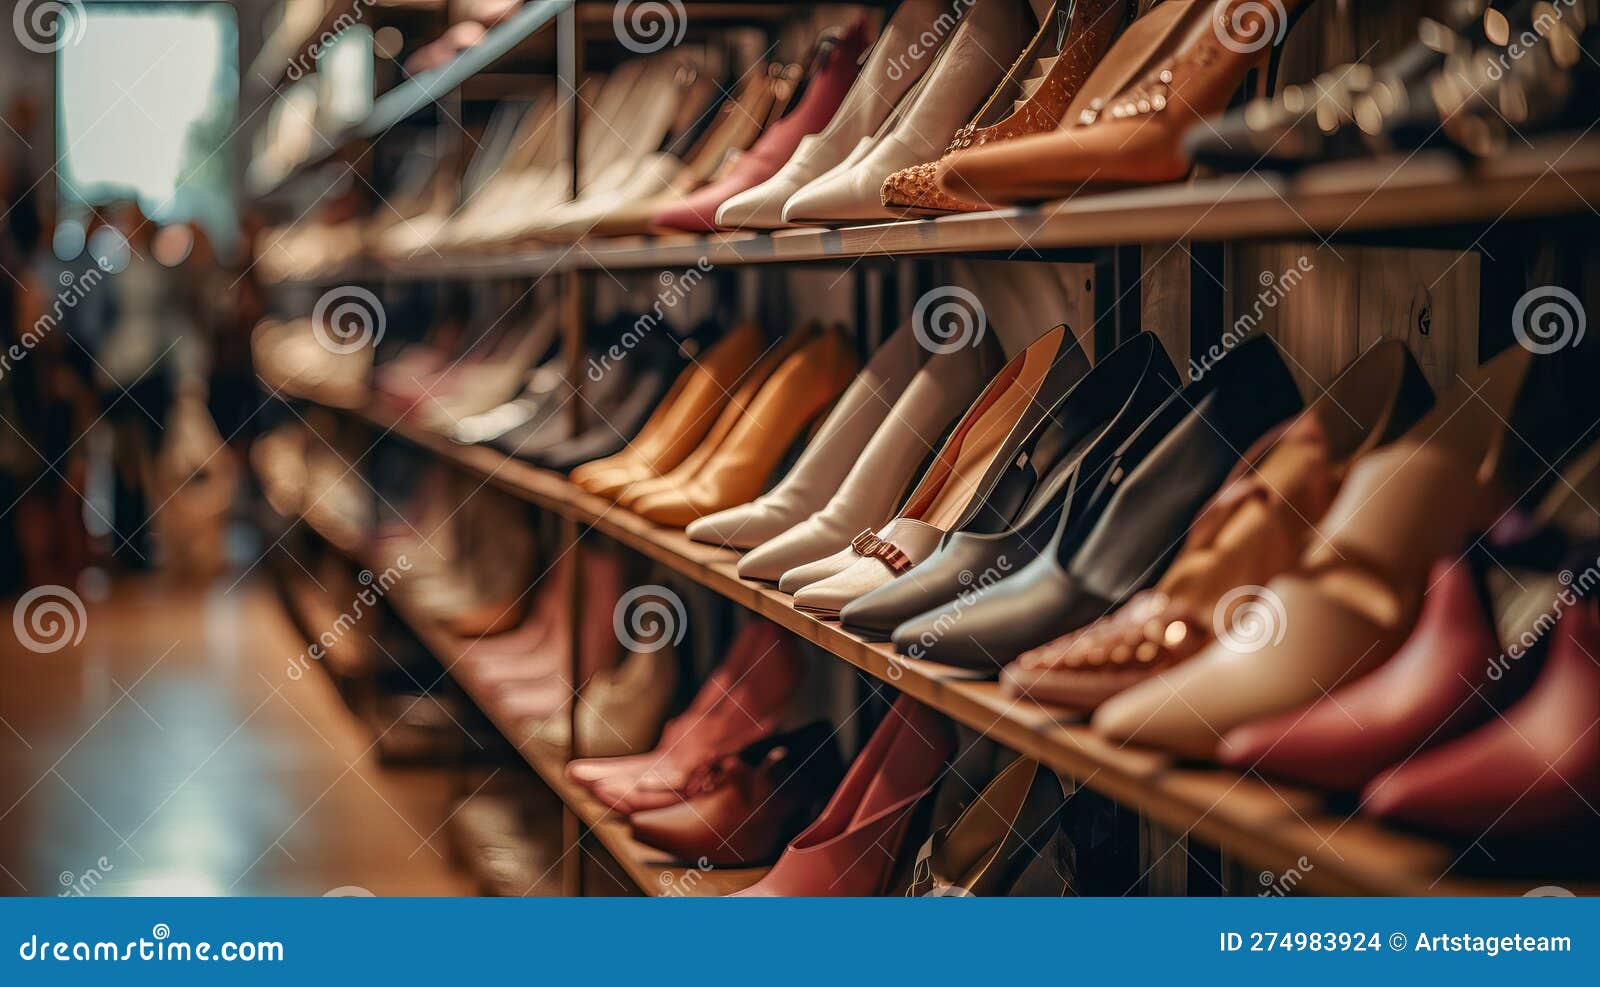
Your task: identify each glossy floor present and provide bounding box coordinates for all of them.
[0,576,473,897]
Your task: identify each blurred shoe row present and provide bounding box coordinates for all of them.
[259,0,1598,278]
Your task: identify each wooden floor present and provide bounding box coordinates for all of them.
[0,574,475,897]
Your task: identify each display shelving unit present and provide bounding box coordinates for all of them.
[254,1,1600,897]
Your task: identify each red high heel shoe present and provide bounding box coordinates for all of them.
[1360,596,1600,836]
[733,696,954,897]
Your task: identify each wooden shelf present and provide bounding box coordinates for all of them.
[333,404,1595,898]
[265,483,766,896]
[270,134,1600,281]
[377,590,768,897]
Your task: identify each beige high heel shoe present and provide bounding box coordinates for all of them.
[1094,345,1537,759]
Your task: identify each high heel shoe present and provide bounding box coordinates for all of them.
[881,0,1133,215]
[740,338,998,586]
[572,622,801,815]
[789,323,1089,616]
[570,324,764,497]
[629,328,860,528]
[936,0,1309,206]
[893,333,1302,671]
[1361,591,1600,836]
[1217,441,1600,790]
[1004,339,1432,709]
[782,0,1034,225]
[686,319,926,550]
[716,0,958,230]
[733,696,954,896]
[1093,346,1539,758]
[839,330,1178,641]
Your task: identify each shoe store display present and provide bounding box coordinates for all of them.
[205,0,1600,906]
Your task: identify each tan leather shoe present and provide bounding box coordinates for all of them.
[571,324,765,496]
[631,328,861,528]
[937,0,1307,206]
[1093,346,1536,759]
[686,319,925,550]
[613,330,810,509]
[881,0,1132,215]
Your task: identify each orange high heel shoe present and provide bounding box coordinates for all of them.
[936,0,1309,206]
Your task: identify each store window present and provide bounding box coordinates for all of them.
[55,2,239,252]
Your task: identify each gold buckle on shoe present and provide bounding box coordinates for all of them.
[851,530,913,574]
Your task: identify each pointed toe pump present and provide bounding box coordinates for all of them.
[737,340,997,585]
[1004,338,1433,710]
[790,324,1090,617]
[840,330,1178,641]
[1360,594,1600,837]
[1219,440,1600,791]
[1092,345,1539,759]
[733,696,954,896]
[630,328,860,528]
[936,0,1309,206]
[893,333,1302,672]
[882,0,1133,215]
[686,321,925,550]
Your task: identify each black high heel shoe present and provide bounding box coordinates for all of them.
[890,334,1303,673]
